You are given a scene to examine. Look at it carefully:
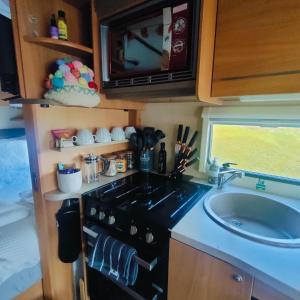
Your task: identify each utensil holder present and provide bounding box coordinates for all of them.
[139,149,154,172]
[57,170,82,193]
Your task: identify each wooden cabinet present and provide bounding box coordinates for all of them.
[252,279,293,300]
[95,0,145,19]
[168,239,253,300]
[212,0,300,97]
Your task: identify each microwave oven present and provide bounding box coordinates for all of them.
[100,0,201,95]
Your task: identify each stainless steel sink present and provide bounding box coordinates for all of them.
[204,192,300,247]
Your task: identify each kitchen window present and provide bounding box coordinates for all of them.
[199,106,300,185]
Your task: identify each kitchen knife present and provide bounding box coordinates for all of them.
[187,148,197,159]
[182,126,190,145]
[176,126,190,164]
[175,124,183,155]
[179,148,197,165]
[179,131,199,159]
[178,150,198,169]
[187,131,198,148]
[178,157,199,173]
[186,157,198,167]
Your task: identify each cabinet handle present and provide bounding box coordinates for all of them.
[232,274,244,283]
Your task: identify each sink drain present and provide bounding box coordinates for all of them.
[231,219,242,227]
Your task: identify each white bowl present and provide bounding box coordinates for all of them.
[124,126,136,139]
[57,171,82,193]
[95,128,111,143]
[111,127,126,141]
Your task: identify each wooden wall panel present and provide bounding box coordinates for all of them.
[23,103,132,300]
[35,105,130,192]
[9,0,143,298]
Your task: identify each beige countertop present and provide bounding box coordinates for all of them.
[171,182,300,300]
[44,170,137,201]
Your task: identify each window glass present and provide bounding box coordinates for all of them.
[210,124,300,180]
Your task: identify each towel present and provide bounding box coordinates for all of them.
[88,227,138,286]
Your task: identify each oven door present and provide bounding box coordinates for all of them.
[83,225,168,300]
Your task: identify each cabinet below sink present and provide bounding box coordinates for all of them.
[168,239,293,300]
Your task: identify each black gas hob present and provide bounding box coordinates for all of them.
[84,172,211,233]
[83,172,211,300]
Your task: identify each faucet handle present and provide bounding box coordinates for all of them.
[222,162,238,169]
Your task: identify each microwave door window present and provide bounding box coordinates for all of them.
[110,14,165,78]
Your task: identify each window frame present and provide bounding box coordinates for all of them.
[199,107,300,186]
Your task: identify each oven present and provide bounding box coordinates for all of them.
[81,173,211,300]
[82,205,169,300]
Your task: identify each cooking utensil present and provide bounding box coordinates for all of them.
[155,129,166,140]
[137,136,143,152]
[129,132,137,147]
[144,127,155,135]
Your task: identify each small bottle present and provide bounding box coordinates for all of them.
[158,142,167,174]
[50,14,58,39]
[57,10,68,40]
[208,158,220,185]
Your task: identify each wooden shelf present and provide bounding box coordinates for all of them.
[9,97,145,111]
[54,140,129,152]
[24,36,93,57]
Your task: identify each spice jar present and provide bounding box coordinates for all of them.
[125,150,135,170]
[116,152,127,173]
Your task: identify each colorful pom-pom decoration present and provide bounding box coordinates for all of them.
[72,60,83,69]
[71,68,81,79]
[44,58,100,108]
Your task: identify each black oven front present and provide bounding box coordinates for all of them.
[83,220,169,300]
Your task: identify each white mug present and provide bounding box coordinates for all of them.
[124,126,136,139]
[111,127,126,141]
[95,128,111,143]
[72,129,95,146]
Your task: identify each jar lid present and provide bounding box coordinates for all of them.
[84,154,98,162]
[125,150,134,154]
[101,153,117,160]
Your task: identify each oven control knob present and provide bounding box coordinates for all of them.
[108,215,116,225]
[145,232,154,244]
[98,211,106,221]
[90,207,97,216]
[130,225,138,236]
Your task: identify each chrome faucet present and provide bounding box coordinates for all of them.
[217,163,244,189]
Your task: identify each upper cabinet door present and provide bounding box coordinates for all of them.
[212,0,300,97]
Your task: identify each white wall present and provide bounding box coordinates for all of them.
[141,102,204,177]
[0,106,24,129]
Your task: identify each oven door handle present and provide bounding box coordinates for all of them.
[83,226,158,271]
